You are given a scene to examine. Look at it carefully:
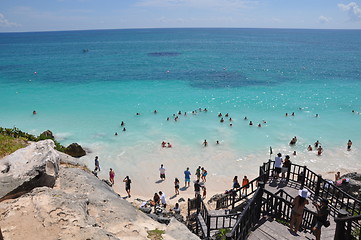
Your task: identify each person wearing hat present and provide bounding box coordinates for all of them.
[312,199,330,240]
[289,189,310,233]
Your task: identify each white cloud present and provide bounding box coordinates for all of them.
[0,13,20,27]
[135,0,257,9]
[338,2,361,21]
[318,15,330,23]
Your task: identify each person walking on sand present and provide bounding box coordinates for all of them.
[290,189,310,233]
[201,167,208,182]
[184,167,191,187]
[123,176,131,198]
[159,164,166,181]
[195,166,201,181]
[174,178,180,195]
[347,140,353,151]
[94,156,100,171]
[109,168,115,186]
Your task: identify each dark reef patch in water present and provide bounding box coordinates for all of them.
[147,52,180,57]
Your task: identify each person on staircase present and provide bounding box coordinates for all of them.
[290,189,310,234]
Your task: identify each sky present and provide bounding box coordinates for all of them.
[0,0,361,32]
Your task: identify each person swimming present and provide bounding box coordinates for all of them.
[203,139,208,147]
[249,121,253,126]
[32,110,37,115]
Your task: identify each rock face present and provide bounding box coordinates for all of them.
[65,143,86,158]
[0,142,200,240]
[39,130,54,139]
[0,140,60,201]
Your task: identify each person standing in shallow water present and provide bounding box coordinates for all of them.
[347,140,352,151]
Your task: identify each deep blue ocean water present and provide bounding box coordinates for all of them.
[1,28,361,189]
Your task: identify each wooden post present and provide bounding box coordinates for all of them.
[207,215,211,239]
[314,174,323,200]
[334,209,348,240]
[0,227,3,240]
[232,190,236,209]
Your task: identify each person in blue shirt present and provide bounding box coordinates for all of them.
[184,167,191,187]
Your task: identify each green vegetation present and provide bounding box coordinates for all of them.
[215,228,231,240]
[0,134,28,158]
[147,229,165,240]
[0,127,66,155]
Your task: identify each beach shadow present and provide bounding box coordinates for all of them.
[180,186,188,191]
[170,194,177,200]
[155,180,163,184]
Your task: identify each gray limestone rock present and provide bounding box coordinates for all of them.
[0,140,60,201]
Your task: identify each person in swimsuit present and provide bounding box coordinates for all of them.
[109,168,115,186]
[347,140,352,151]
[174,178,180,195]
[290,189,310,233]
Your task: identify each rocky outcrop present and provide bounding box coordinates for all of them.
[337,172,361,199]
[0,141,200,240]
[0,140,60,201]
[39,130,54,139]
[65,143,86,158]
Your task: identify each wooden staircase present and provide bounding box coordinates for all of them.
[248,217,336,240]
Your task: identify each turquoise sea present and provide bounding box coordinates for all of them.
[1,28,361,193]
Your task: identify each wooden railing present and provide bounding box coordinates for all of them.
[225,186,264,240]
[191,159,361,239]
[216,177,259,209]
[262,189,316,230]
[188,196,245,239]
[334,212,361,240]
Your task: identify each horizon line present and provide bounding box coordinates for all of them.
[1,26,361,34]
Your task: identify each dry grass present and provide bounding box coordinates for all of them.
[0,134,28,159]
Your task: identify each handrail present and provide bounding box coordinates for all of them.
[226,187,264,240]
[335,214,361,222]
[216,177,259,209]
